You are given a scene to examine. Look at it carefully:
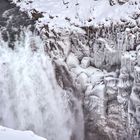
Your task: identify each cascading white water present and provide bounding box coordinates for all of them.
[0,28,84,140]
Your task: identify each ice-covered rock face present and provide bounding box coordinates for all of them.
[39,19,140,139]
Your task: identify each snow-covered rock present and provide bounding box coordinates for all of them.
[11,0,140,30]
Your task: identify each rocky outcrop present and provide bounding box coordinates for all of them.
[109,0,129,6]
[0,0,35,49]
[39,15,140,139]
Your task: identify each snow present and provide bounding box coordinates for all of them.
[0,126,46,140]
[66,52,79,69]
[11,0,140,30]
[81,57,90,69]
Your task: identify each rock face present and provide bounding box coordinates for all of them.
[109,0,128,5]
[1,0,140,140]
[0,0,34,49]
[41,18,140,140]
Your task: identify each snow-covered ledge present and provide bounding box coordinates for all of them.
[0,126,46,140]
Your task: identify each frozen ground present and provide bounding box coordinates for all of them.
[0,126,46,140]
[11,0,140,29]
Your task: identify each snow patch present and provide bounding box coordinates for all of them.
[11,0,140,30]
[0,126,46,140]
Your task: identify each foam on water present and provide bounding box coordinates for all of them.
[0,28,84,140]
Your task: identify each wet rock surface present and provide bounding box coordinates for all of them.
[0,0,35,49]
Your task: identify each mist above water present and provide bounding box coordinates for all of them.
[0,29,84,140]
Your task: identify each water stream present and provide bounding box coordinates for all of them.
[0,29,84,140]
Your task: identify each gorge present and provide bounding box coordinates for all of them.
[0,0,140,140]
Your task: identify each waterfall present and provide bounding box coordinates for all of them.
[0,28,84,140]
